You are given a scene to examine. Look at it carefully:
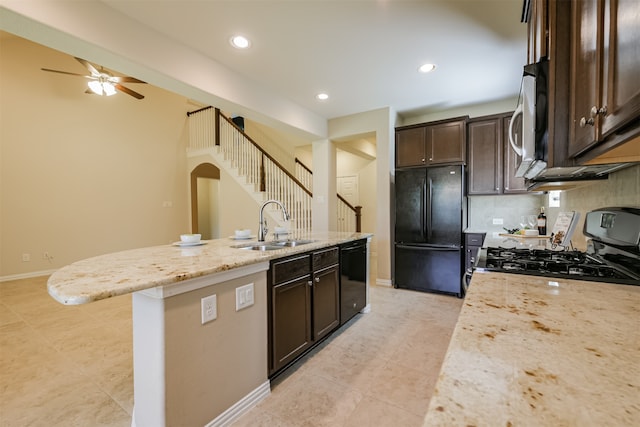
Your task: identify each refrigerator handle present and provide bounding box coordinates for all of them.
[420,177,426,240]
[427,177,433,240]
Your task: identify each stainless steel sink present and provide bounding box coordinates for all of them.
[236,244,282,251]
[233,239,316,251]
[271,239,317,247]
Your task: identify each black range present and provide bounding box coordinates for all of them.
[475,207,640,286]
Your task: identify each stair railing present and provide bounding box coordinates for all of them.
[295,158,362,233]
[188,107,312,232]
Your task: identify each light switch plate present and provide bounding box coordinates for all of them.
[236,283,254,311]
[492,218,504,225]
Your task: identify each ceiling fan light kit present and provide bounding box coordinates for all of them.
[87,80,116,96]
[41,57,146,99]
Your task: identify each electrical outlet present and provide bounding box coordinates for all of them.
[492,218,504,225]
[22,253,30,262]
[236,283,254,311]
[201,294,217,324]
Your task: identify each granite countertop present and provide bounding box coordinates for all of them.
[47,232,371,305]
[423,271,640,426]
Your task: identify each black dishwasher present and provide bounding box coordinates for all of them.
[340,239,367,325]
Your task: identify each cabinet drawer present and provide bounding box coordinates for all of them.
[271,254,310,284]
[312,247,339,270]
[465,233,486,246]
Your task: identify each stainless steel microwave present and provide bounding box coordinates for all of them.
[508,58,548,179]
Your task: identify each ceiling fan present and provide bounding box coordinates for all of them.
[41,57,146,99]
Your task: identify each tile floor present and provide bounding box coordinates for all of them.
[0,275,462,427]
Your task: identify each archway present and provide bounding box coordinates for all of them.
[190,163,221,239]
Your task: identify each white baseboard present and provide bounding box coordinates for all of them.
[0,269,57,283]
[206,380,271,427]
[376,278,392,287]
[361,303,371,313]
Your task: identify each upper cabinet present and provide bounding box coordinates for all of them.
[569,0,640,158]
[396,117,467,168]
[527,0,639,166]
[467,112,527,195]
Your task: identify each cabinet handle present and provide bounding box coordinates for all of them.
[307,280,313,287]
[421,158,425,162]
[579,117,594,127]
[314,277,320,283]
[429,157,433,161]
[590,105,607,118]
[505,186,509,190]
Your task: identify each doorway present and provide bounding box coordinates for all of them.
[191,163,221,239]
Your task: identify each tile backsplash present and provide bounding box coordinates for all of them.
[467,164,640,249]
[468,194,545,236]
[546,164,640,250]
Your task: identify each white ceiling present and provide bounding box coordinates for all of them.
[98,0,527,121]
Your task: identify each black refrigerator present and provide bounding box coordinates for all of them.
[393,165,465,297]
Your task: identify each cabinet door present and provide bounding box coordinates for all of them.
[527,0,548,65]
[569,0,601,156]
[467,118,502,195]
[312,265,340,341]
[600,0,640,139]
[396,127,426,167]
[502,115,528,193]
[426,119,466,164]
[271,275,312,374]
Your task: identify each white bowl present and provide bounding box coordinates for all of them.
[234,229,251,238]
[180,233,201,243]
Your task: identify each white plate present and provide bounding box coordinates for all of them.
[172,241,206,247]
[229,235,256,240]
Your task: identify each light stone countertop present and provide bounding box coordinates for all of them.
[423,270,640,426]
[47,232,371,305]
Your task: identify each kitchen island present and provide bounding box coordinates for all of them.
[423,270,640,426]
[47,231,371,427]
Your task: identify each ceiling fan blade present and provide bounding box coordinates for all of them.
[114,83,145,100]
[74,57,100,76]
[111,76,147,84]
[41,68,92,78]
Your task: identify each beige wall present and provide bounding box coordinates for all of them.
[1,36,191,278]
[546,165,640,250]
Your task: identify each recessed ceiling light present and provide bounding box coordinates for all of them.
[230,35,250,49]
[316,93,329,101]
[418,63,437,73]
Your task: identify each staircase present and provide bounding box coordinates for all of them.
[187,107,360,233]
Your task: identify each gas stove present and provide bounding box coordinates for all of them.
[475,207,640,286]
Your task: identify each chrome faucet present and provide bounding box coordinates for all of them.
[258,199,290,241]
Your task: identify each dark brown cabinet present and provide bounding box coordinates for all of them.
[569,0,640,159]
[396,117,467,168]
[268,246,339,377]
[464,232,486,272]
[467,113,527,195]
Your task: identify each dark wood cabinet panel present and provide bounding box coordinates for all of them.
[569,0,640,158]
[396,127,426,167]
[268,245,340,378]
[468,118,502,195]
[467,113,527,195]
[464,232,486,272]
[599,0,640,139]
[426,119,466,164]
[396,117,467,168]
[311,265,339,341]
[502,115,528,193]
[271,275,312,374]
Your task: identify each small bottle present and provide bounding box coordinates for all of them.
[537,207,547,235]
